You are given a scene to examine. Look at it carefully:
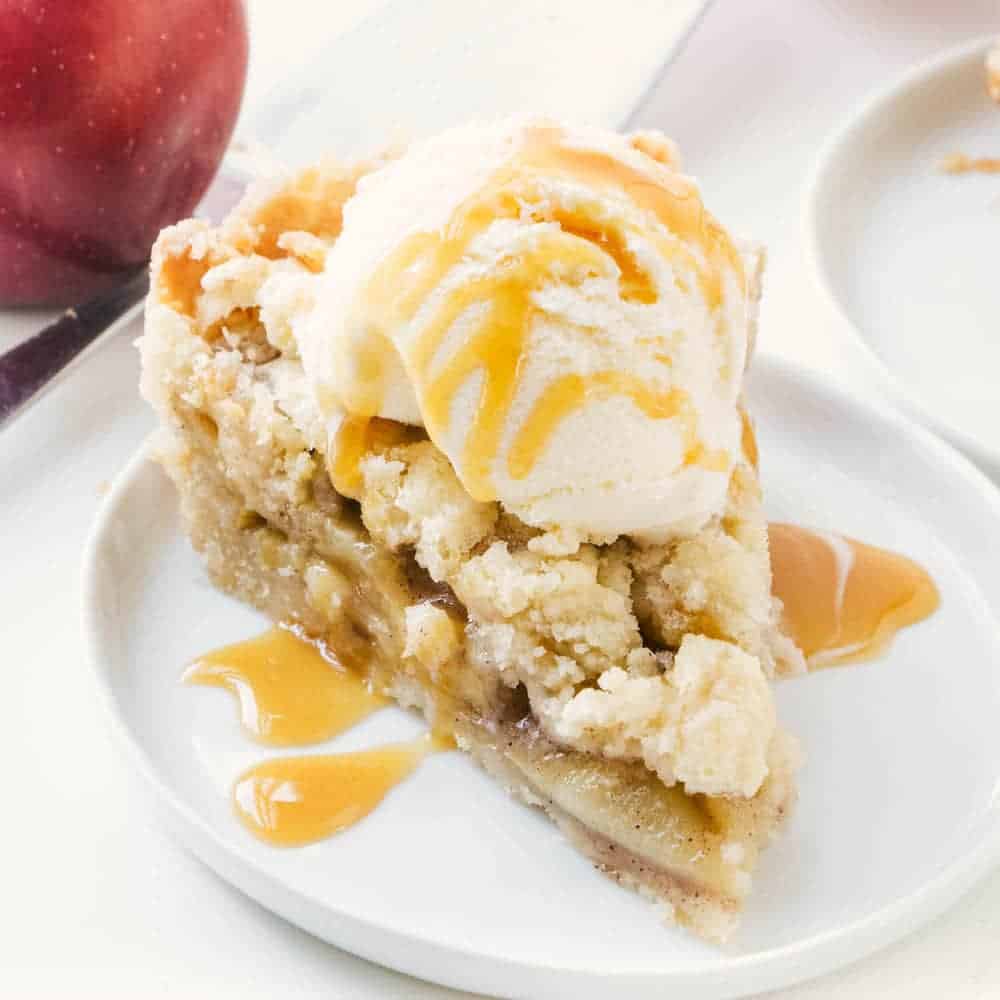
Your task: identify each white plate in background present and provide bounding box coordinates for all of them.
[806,37,1000,473]
[82,357,1000,1000]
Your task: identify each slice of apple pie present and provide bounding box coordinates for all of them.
[139,118,803,941]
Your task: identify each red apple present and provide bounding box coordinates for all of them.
[0,0,248,305]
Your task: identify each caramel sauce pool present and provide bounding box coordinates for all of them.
[184,627,385,746]
[185,628,451,846]
[232,735,443,846]
[769,523,939,668]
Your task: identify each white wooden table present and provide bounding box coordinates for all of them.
[3,1,999,996]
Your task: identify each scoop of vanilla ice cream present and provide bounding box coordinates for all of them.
[298,116,755,540]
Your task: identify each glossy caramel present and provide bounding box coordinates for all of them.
[347,125,739,500]
[327,414,426,499]
[739,408,759,471]
[232,736,440,846]
[183,627,385,746]
[941,153,1000,175]
[248,165,361,260]
[157,166,363,320]
[769,523,939,668]
[158,248,218,318]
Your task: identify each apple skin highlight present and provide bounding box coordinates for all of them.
[0,0,248,305]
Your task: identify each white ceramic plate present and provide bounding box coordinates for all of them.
[806,37,1000,473]
[83,357,1000,1000]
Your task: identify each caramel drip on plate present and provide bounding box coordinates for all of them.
[232,735,447,846]
[158,249,219,318]
[350,126,741,500]
[769,523,940,668]
[184,627,385,746]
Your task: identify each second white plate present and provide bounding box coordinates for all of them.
[83,357,1000,999]
[807,37,1000,472]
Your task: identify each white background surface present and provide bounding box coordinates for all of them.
[3,0,1000,997]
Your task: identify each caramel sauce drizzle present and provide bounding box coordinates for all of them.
[248,165,363,259]
[232,735,443,846]
[186,628,451,845]
[157,249,220,318]
[509,373,727,480]
[342,126,741,501]
[769,523,940,668]
[520,128,741,309]
[740,408,759,471]
[184,627,385,746]
[548,208,658,305]
[940,152,1000,175]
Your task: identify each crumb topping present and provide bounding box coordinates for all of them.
[358,444,781,797]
